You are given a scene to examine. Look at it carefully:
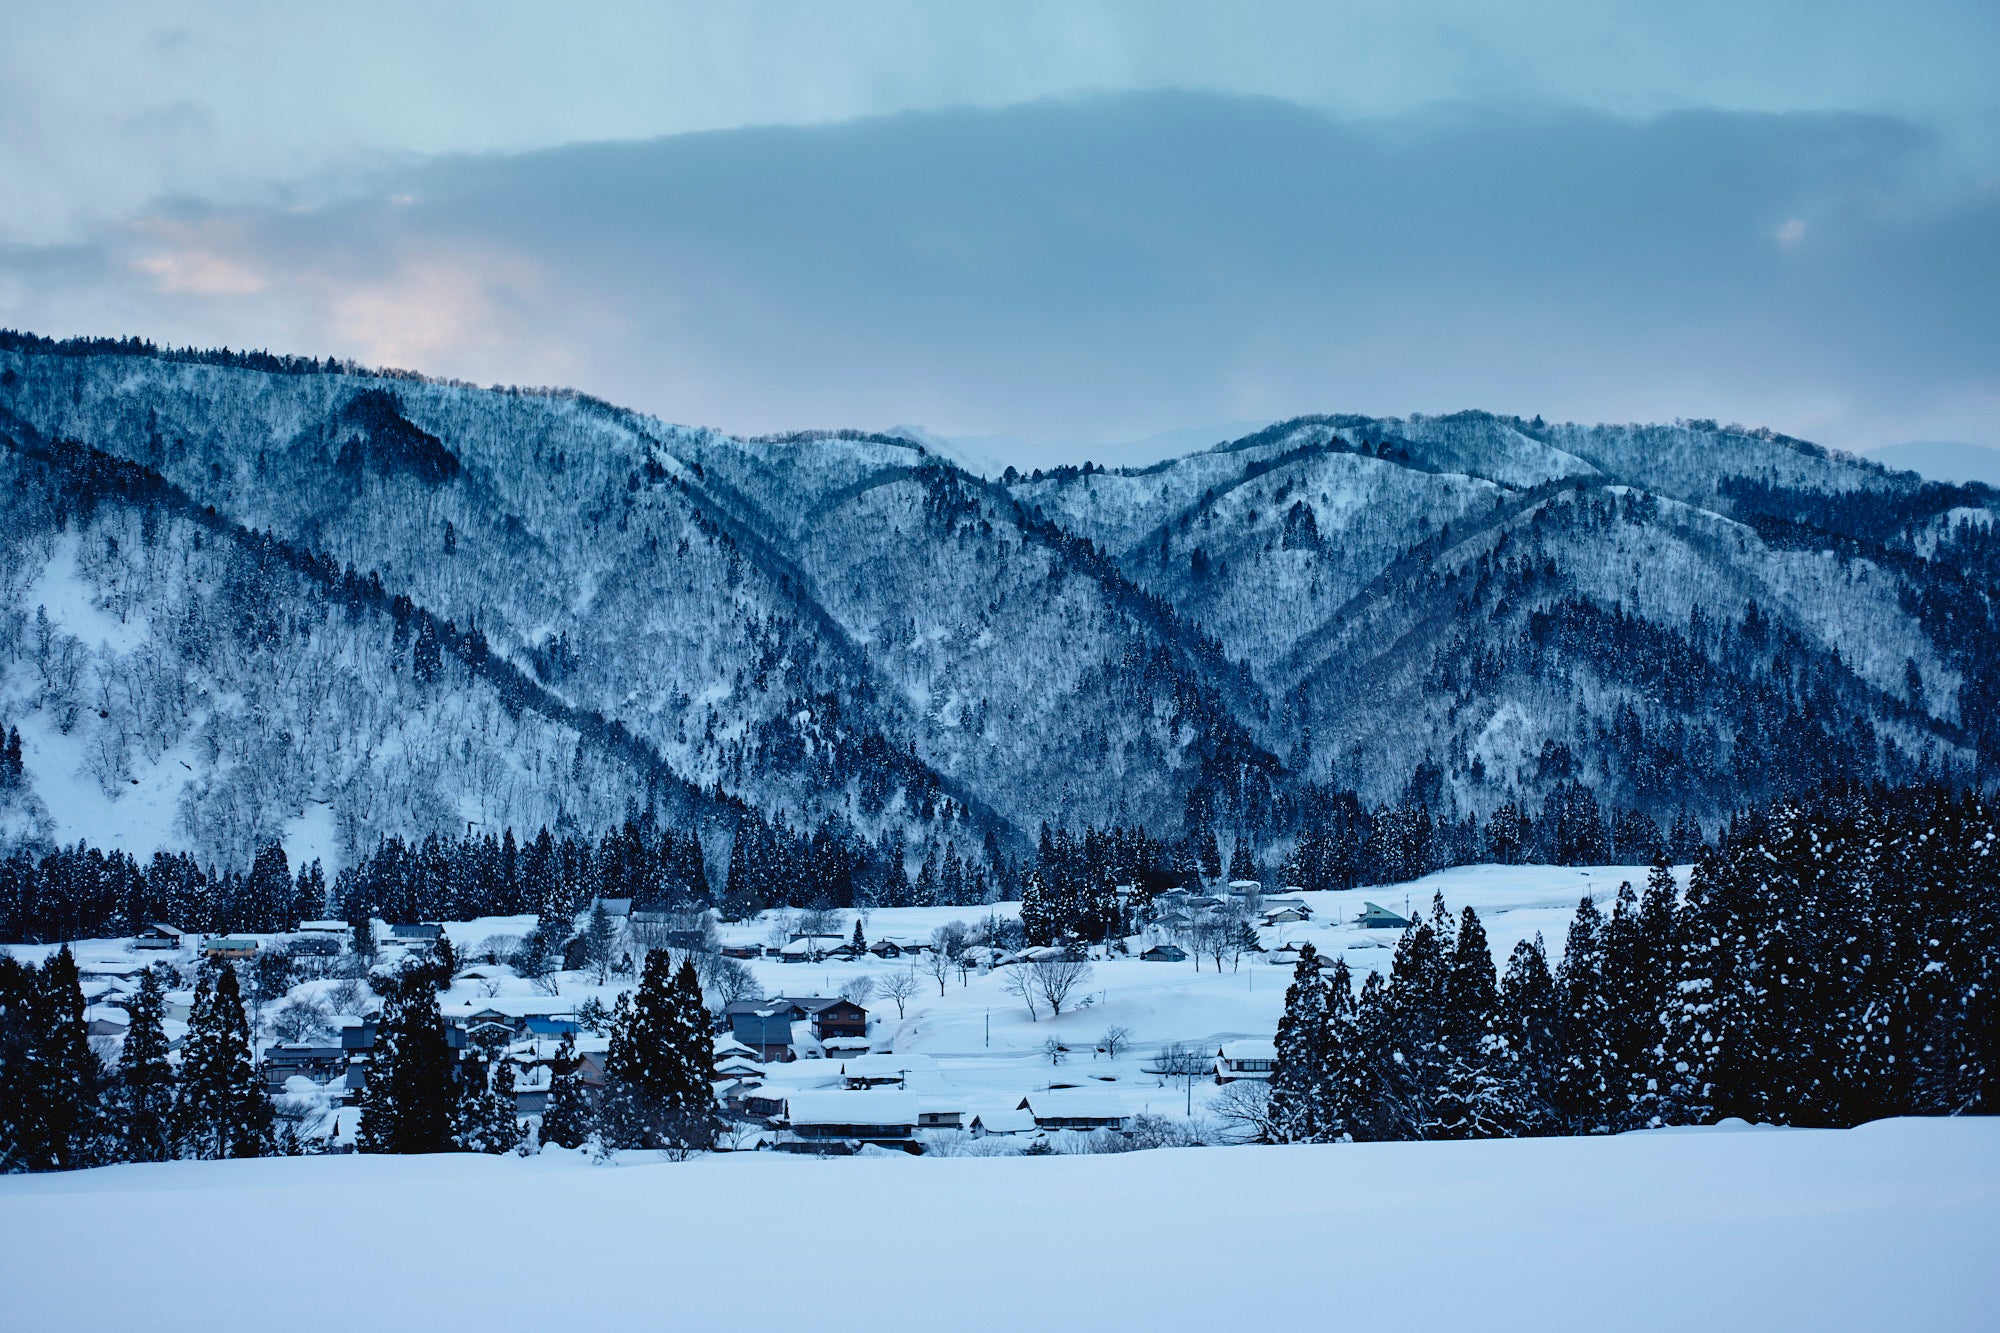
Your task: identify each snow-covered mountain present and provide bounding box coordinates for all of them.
[3,335,1994,871]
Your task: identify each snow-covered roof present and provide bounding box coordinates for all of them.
[784,1091,921,1128]
[840,1053,937,1078]
[1219,1040,1277,1062]
[1020,1090,1126,1119]
[971,1108,1036,1133]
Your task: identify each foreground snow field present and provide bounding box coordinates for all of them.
[3,1117,1995,1332]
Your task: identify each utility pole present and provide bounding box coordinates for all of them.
[985,1009,990,1048]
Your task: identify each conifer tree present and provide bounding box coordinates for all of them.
[1435,906,1518,1138]
[599,953,719,1155]
[1552,895,1614,1133]
[29,947,106,1170]
[537,1032,593,1150]
[1498,935,1560,1133]
[1268,944,1333,1142]
[356,971,455,1154]
[116,968,176,1162]
[454,1053,522,1154]
[173,958,272,1159]
[0,955,35,1171]
[1020,868,1057,947]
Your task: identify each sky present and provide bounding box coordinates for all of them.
[2,3,1997,470]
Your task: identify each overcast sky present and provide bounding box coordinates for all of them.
[3,3,1996,466]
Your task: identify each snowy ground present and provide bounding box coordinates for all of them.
[2,1117,1995,1332]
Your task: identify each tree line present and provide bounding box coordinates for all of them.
[1263,781,1998,1143]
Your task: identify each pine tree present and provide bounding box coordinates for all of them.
[1020,868,1057,947]
[1435,906,1519,1138]
[173,958,272,1159]
[1227,837,1257,883]
[29,947,106,1170]
[599,953,719,1155]
[537,1032,593,1150]
[116,968,176,1162]
[1498,935,1560,1133]
[454,1053,522,1154]
[1268,944,1334,1142]
[356,971,456,1154]
[1552,895,1614,1133]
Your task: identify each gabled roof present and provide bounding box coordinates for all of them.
[1019,1090,1126,1119]
[784,1091,921,1128]
[1219,1040,1277,1062]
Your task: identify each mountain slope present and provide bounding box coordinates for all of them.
[3,336,1993,871]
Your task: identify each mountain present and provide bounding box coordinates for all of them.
[2,333,1995,876]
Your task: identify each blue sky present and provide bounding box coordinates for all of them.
[2,3,1995,467]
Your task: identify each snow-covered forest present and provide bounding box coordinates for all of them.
[3,333,1995,887]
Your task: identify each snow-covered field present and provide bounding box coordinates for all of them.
[3,1117,1995,1332]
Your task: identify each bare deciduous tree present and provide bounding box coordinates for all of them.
[840,975,877,1006]
[1154,1041,1212,1116]
[1211,1078,1275,1144]
[1098,1025,1132,1060]
[1028,955,1093,1018]
[879,966,922,1020]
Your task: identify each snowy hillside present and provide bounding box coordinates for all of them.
[4,336,1997,874]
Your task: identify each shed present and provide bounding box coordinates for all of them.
[1018,1091,1127,1131]
[1141,944,1188,963]
[1357,902,1413,930]
[134,923,185,950]
[1214,1040,1278,1082]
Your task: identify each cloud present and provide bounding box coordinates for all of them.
[1,92,1995,462]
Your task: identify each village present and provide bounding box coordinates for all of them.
[20,863,1661,1157]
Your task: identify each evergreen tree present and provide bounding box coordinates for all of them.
[1552,895,1614,1133]
[0,955,35,1171]
[454,1052,522,1154]
[599,953,719,1155]
[1020,868,1057,947]
[1435,906,1519,1138]
[537,1032,593,1150]
[1227,837,1257,883]
[116,968,176,1162]
[356,971,456,1154]
[173,958,272,1159]
[28,947,106,1170]
[1268,944,1334,1142]
[1498,935,1560,1133]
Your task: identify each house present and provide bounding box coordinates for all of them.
[714,1056,767,1082]
[85,1006,129,1038]
[134,923,185,950]
[840,1053,937,1089]
[1358,902,1413,930]
[164,989,196,1021]
[1018,1091,1127,1132]
[725,999,802,1062]
[524,1016,580,1040]
[388,923,444,944]
[591,898,632,919]
[263,1044,347,1090]
[917,1102,966,1131]
[1141,944,1188,963]
[820,1035,873,1061]
[781,1091,921,1150]
[741,1089,791,1123]
[720,944,761,960]
[204,936,259,960]
[969,1108,1037,1137]
[1262,905,1311,926]
[1214,1040,1278,1083]
[867,939,906,959]
[1225,879,1263,897]
[780,996,868,1041]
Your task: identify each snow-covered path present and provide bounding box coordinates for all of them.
[3,1117,1994,1331]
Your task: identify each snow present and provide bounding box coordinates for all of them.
[1,1118,1993,1331]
